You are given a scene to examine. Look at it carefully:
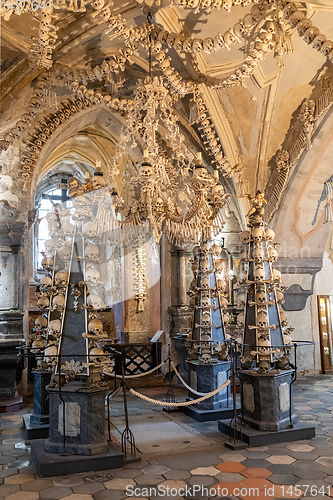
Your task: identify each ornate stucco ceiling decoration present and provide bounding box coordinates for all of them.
[1,0,333,226]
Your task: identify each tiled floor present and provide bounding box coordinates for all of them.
[0,375,333,499]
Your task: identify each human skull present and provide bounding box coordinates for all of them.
[58,244,72,262]
[82,221,97,238]
[256,292,267,305]
[89,347,105,363]
[53,294,65,310]
[41,275,52,287]
[41,257,53,270]
[297,18,312,37]
[288,10,305,28]
[201,352,211,363]
[282,2,296,19]
[192,39,203,53]
[211,243,221,257]
[139,162,153,179]
[44,239,57,256]
[55,270,69,286]
[190,278,197,290]
[87,293,104,310]
[257,312,268,328]
[252,227,263,242]
[62,222,75,237]
[154,197,164,214]
[254,267,265,282]
[259,31,273,44]
[200,0,212,12]
[268,247,278,261]
[276,290,284,304]
[201,242,210,254]
[203,38,214,53]
[264,228,275,241]
[211,184,224,203]
[321,40,333,57]
[201,313,211,327]
[272,269,281,283]
[279,309,288,327]
[45,212,57,224]
[85,244,100,261]
[44,345,58,365]
[240,230,250,244]
[32,339,44,351]
[91,174,106,190]
[85,267,100,284]
[201,276,210,289]
[258,338,271,347]
[216,278,226,290]
[237,312,244,327]
[312,34,327,51]
[214,259,224,272]
[48,319,61,337]
[303,27,320,44]
[37,296,49,310]
[183,38,193,52]
[201,258,210,273]
[88,318,104,336]
[220,296,228,308]
[201,296,210,308]
[253,247,264,264]
[35,316,48,329]
[233,22,246,38]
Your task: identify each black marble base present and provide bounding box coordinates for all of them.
[31,439,123,477]
[186,360,231,411]
[46,382,108,456]
[218,419,315,446]
[182,402,241,422]
[23,414,49,440]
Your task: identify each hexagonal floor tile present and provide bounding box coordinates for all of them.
[141,465,170,475]
[6,492,39,500]
[190,467,219,476]
[216,462,247,473]
[267,456,296,465]
[241,468,273,478]
[315,457,333,467]
[240,477,273,491]
[211,481,245,496]
[287,444,314,452]
[61,495,94,500]
[104,478,136,490]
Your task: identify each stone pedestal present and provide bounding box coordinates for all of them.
[182,360,238,421]
[238,369,296,431]
[23,371,52,439]
[45,381,108,456]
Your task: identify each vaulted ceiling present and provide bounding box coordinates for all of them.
[1,0,333,235]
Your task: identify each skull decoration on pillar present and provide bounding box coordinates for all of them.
[240,191,291,373]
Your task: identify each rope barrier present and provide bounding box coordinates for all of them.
[114,359,167,379]
[129,378,230,407]
[171,361,215,396]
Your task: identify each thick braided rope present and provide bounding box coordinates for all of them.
[171,360,218,396]
[114,359,167,379]
[129,378,230,407]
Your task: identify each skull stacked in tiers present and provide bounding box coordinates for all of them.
[34,173,115,385]
[239,192,293,374]
[187,239,230,363]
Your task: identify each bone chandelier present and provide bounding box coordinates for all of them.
[111,17,229,247]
